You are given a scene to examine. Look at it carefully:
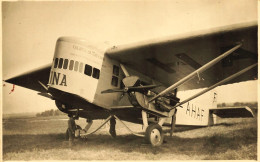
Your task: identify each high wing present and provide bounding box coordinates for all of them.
[106,21,257,91]
[5,64,52,93]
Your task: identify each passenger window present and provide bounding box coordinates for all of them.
[63,59,68,69]
[74,61,79,72]
[92,68,100,79]
[79,63,83,73]
[111,76,118,87]
[54,58,59,68]
[113,65,119,76]
[69,60,74,70]
[58,58,63,69]
[84,64,92,76]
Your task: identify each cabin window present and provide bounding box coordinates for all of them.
[113,65,119,76]
[74,61,79,72]
[69,60,74,70]
[58,58,63,69]
[111,65,120,87]
[54,58,59,68]
[84,64,92,76]
[79,62,83,73]
[111,76,118,86]
[92,68,100,79]
[63,59,68,69]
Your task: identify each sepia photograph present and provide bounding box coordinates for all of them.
[2,0,258,160]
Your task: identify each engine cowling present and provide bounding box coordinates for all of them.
[55,100,69,113]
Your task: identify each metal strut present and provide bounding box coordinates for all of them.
[114,115,145,137]
[149,43,242,102]
[80,115,145,137]
[172,63,258,109]
[80,115,113,137]
[196,72,204,84]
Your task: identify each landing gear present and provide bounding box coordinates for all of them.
[65,128,69,140]
[145,124,164,146]
[109,117,117,138]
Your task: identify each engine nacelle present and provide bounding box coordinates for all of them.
[127,91,178,117]
[55,100,69,113]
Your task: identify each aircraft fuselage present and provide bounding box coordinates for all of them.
[47,37,255,126]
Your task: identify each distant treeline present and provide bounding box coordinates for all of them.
[36,109,65,117]
[217,102,257,108]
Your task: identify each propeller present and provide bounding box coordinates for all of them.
[101,84,161,94]
[101,64,161,97]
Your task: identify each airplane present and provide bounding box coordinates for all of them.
[4,21,257,146]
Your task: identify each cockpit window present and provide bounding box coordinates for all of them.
[92,68,100,79]
[69,60,74,70]
[84,64,92,76]
[111,65,119,87]
[113,65,119,76]
[54,58,59,68]
[74,61,79,72]
[63,59,68,69]
[58,58,63,69]
[111,76,118,87]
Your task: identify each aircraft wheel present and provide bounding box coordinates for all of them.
[145,124,164,146]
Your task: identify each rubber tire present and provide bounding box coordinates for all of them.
[145,124,164,146]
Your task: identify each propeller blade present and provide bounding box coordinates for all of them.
[128,84,161,91]
[101,89,124,94]
[119,93,125,101]
[122,76,140,87]
[120,64,130,77]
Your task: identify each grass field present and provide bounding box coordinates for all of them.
[3,115,257,160]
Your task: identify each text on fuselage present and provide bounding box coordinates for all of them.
[49,71,67,86]
[72,45,103,60]
[186,102,204,121]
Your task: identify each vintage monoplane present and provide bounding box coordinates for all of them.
[5,21,257,146]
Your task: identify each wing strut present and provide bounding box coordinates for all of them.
[172,63,257,109]
[149,43,242,102]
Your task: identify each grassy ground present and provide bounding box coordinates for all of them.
[2,115,257,160]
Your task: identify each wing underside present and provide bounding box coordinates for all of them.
[106,22,258,90]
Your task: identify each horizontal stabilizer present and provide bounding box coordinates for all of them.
[4,64,51,93]
[209,106,255,118]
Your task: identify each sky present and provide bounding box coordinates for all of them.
[2,0,258,114]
